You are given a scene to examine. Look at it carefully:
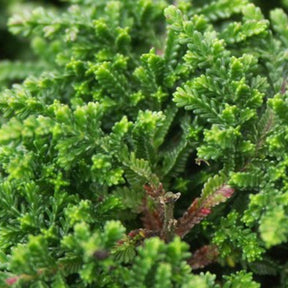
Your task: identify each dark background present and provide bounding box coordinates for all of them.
[0,0,64,60]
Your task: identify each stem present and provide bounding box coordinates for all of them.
[161,192,181,242]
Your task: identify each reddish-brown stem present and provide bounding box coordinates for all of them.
[188,245,219,269]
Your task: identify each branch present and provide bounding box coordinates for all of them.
[176,184,234,238]
[188,245,219,270]
[141,183,180,242]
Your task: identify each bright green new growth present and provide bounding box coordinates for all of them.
[1,0,288,286]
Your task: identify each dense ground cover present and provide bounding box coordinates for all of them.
[1,0,288,287]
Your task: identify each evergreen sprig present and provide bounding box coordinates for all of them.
[1,0,288,287]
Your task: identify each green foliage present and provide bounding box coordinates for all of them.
[223,271,260,288]
[213,211,264,262]
[120,237,191,287]
[1,0,288,287]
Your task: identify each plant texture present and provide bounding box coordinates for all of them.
[1,0,288,287]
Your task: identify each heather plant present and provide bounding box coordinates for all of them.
[1,0,288,287]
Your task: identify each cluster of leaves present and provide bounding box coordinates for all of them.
[1,0,288,287]
[0,0,63,89]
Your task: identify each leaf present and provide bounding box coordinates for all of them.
[249,259,278,276]
[173,84,223,124]
[196,0,249,21]
[260,206,288,248]
[270,8,288,47]
[223,271,260,288]
[127,152,154,183]
[229,171,262,189]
